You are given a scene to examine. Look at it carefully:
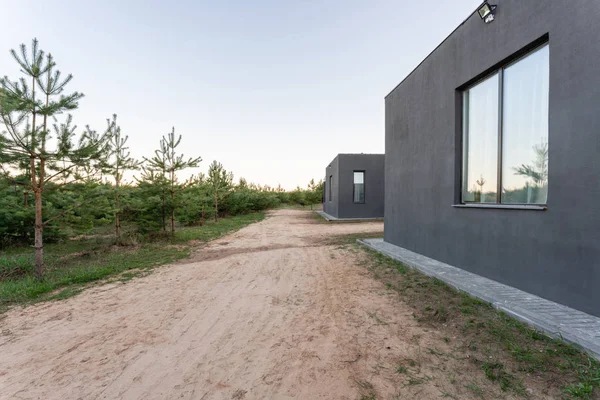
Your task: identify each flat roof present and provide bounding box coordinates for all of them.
[326,153,384,168]
[337,153,384,156]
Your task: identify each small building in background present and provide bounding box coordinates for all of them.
[321,154,384,220]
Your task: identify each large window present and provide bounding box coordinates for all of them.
[462,43,549,205]
[353,171,365,203]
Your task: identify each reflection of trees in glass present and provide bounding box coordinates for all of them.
[465,174,497,203]
[474,175,486,203]
[513,142,548,186]
[503,142,548,204]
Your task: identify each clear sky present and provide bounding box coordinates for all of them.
[0,0,482,189]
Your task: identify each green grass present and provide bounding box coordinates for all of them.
[173,213,265,242]
[440,393,458,399]
[356,245,600,399]
[324,231,383,246]
[354,379,377,400]
[276,203,321,211]
[465,383,484,398]
[0,212,265,311]
[396,365,408,374]
[310,211,329,224]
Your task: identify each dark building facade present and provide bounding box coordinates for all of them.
[385,0,600,316]
[323,154,384,219]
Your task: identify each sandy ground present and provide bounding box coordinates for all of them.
[1,210,520,399]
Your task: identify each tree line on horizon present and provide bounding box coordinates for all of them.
[0,38,324,278]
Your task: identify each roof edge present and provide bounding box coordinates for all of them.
[337,153,384,156]
[384,2,485,99]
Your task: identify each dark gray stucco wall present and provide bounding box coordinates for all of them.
[385,0,600,316]
[323,154,385,219]
[323,155,340,218]
[337,154,385,219]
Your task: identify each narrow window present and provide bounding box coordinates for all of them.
[462,73,499,203]
[329,175,333,201]
[462,43,549,205]
[353,171,365,203]
[502,45,549,204]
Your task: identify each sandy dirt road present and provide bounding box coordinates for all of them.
[1,210,511,399]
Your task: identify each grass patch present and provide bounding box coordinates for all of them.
[406,377,425,386]
[173,213,265,243]
[0,212,265,311]
[310,212,329,224]
[354,379,377,400]
[324,232,383,246]
[465,383,484,398]
[357,246,600,399]
[48,286,84,301]
[276,203,321,211]
[440,393,458,399]
[396,365,408,374]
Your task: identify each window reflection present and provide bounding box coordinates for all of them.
[462,43,549,205]
[462,73,499,203]
[353,171,365,203]
[502,45,549,204]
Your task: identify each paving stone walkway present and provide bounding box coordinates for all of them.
[359,238,600,361]
[316,210,384,222]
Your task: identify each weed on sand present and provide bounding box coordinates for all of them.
[357,245,600,399]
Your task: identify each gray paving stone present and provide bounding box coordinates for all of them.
[358,238,600,361]
[315,210,384,222]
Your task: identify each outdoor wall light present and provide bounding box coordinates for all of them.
[478,2,497,24]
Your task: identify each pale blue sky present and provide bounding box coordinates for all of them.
[1,0,481,189]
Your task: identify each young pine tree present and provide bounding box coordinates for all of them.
[143,146,169,232]
[0,39,108,278]
[178,173,212,226]
[307,178,324,209]
[307,179,317,210]
[145,127,201,235]
[103,114,139,242]
[207,161,233,222]
[132,166,169,234]
[193,172,212,225]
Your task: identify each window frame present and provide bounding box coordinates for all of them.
[328,175,333,202]
[460,41,549,207]
[352,170,366,204]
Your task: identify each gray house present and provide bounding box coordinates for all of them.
[322,154,384,220]
[385,0,600,317]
